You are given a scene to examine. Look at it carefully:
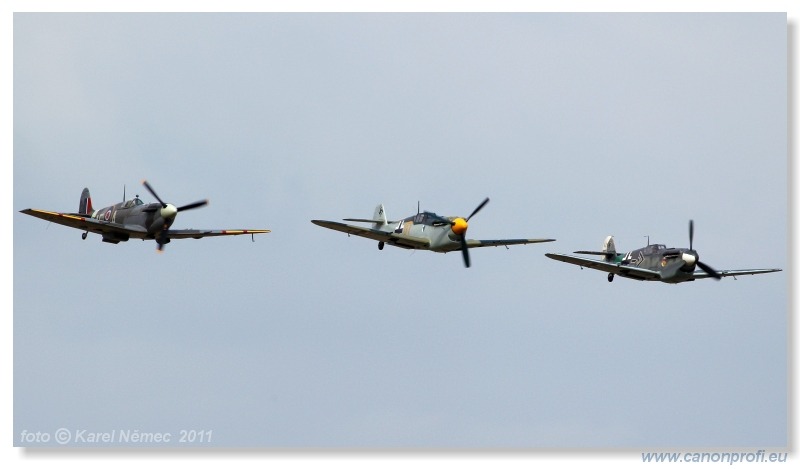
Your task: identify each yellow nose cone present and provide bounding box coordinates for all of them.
[452,217,468,236]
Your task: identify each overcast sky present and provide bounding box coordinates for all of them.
[10,8,789,456]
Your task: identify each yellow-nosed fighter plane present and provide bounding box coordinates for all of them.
[312,198,555,268]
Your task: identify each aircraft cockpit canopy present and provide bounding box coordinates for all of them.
[414,211,449,226]
[644,244,667,254]
[122,197,145,209]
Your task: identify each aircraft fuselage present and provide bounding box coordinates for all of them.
[383,211,464,252]
[89,197,176,241]
[617,244,701,283]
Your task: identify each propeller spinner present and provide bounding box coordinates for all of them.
[449,197,489,268]
[141,180,209,251]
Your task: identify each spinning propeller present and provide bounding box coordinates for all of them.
[687,220,721,280]
[432,197,489,268]
[142,180,208,251]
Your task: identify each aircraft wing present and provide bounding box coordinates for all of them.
[691,268,782,279]
[311,220,431,250]
[545,253,663,281]
[467,238,556,248]
[167,228,271,239]
[20,209,269,241]
[19,208,149,238]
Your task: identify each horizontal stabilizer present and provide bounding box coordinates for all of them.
[343,218,397,224]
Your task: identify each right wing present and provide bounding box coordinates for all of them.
[20,208,149,238]
[311,220,431,250]
[545,252,662,281]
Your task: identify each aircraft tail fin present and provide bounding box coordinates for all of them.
[373,204,387,223]
[341,204,390,229]
[372,204,388,229]
[574,235,617,261]
[79,188,93,215]
[602,235,616,259]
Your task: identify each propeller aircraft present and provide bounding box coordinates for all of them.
[545,220,781,283]
[312,198,555,268]
[20,181,270,251]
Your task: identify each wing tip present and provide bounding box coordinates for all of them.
[311,219,334,226]
[545,252,568,259]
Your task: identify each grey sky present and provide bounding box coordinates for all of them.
[12,12,787,450]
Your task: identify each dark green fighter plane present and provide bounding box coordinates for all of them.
[546,220,781,283]
[20,180,270,251]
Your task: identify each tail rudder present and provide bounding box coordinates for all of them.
[575,235,618,261]
[79,188,93,215]
[602,235,626,262]
[602,235,616,260]
[373,204,388,229]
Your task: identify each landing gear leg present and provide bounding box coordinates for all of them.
[81,232,88,240]
[378,241,384,250]
[607,273,615,283]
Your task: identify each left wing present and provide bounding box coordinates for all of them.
[467,238,556,248]
[545,252,663,280]
[168,229,271,239]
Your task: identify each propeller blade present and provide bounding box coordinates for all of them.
[460,235,470,268]
[157,230,168,252]
[697,260,721,280]
[466,197,490,221]
[177,200,208,212]
[689,219,694,251]
[457,197,489,267]
[142,180,167,208]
